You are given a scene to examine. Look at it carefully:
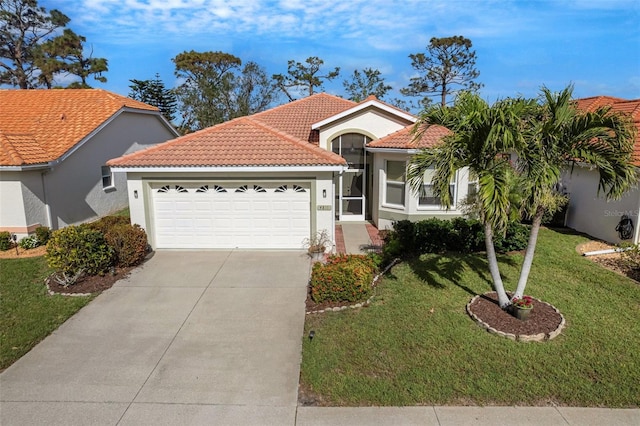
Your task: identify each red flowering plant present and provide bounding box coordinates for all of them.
[511,295,534,309]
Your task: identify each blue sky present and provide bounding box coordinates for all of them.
[42,0,640,107]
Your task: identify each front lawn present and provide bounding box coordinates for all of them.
[0,256,93,371]
[301,228,640,407]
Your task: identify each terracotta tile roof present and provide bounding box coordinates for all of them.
[251,93,356,143]
[367,124,451,149]
[109,93,353,168]
[0,89,159,166]
[574,96,640,167]
[108,115,347,168]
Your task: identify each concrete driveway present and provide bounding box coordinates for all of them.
[0,250,310,425]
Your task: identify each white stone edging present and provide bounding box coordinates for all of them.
[45,276,92,297]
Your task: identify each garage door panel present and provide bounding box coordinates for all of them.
[152,183,311,249]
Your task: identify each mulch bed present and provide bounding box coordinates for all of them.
[467,292,563,337]
[46,265,136,295]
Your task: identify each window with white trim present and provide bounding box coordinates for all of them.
[101,166,113,189]
[418,167,456,207]
[385,160,406,207]
[467,170,478,198]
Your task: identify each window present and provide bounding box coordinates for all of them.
[385,160,406,207]
[467,170,478,198]
[101,166,113,189]
[419,167,456,207]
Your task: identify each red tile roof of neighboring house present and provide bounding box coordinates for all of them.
[0,89,159,166]
[367,124,451,149]
[575,96,640,166]
[109,93,356,168]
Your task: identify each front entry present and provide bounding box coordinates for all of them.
[332,133,371,221]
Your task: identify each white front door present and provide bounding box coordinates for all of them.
[151,182,310,249]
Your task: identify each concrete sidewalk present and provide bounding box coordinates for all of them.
[296,406,640,425]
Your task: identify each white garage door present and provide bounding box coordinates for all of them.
[151,182,311,249]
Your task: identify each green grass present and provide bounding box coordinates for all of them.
[301,228,640,407]
[0,256,93,371]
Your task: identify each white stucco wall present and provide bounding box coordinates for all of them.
[124,170,338,250]
[564,166,640,244]
[0,173,28,230]
[317,109,411,151]
[371,152,471,230]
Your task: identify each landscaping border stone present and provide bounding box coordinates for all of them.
[466,293,566,342]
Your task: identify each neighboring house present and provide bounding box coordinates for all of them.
[0,89,178,238]
[562,96,640,244]
[109,93,476,250]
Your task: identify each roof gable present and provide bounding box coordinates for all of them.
[0,89,162,167]
[312,95,416,130]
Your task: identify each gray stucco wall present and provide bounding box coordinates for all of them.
[564,166,640,244]
[39,112,174,230]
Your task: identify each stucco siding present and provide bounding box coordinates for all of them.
[317,109,410,151]
[370,151,471,230]
[45,112,174,229]
[0,173,28,230]
[564,166,640,244]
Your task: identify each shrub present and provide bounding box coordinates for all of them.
[87,215,130,235]
[0,231,12,251]
[46,225,114,277]
[19,235,40,250]
[310,254,375,303]
[104,223,148,267]
[87,216,148,267]
[382,217,528,258]
[494,221,530,253]
[34,226,51,245]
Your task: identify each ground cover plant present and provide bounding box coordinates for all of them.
[300,228,640,407]
[0,256,93,371]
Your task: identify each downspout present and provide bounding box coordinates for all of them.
[41,171,52,229]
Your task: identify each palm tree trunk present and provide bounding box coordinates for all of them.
[484,222,511,308]
[514,207,545,299]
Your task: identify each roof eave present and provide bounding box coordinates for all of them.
[366,147,420,155]
[311,99,416,130]
[109,164,349,173]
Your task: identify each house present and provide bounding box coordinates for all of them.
[562,96,640,244]
[108,93,475,250]
[0,89,178,238]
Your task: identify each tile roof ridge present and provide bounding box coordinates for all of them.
[245,116,346,164]
[0,132,25,164]
[251,92,355,118]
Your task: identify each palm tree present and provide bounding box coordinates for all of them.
[407,92,536,308]
[512,85,637,298]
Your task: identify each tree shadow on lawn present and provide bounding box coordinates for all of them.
[407,252,519,297]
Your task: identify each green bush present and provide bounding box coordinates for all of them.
[0,231,12,251]
[104,223,148,267]
[34,226,51,245]
[382,217,528,259]
[19,235,39,250]
[310,254,376,303]
[494,221,530,253]
[87,216,148,267]
[46,226,114,276]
